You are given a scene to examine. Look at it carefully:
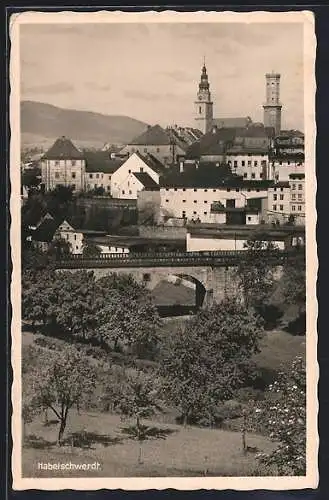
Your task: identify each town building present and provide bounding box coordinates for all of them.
[138,165,270,224]
[110,151,166,199]
[40,136,86,192]
[269,154,305,182]
[289,172,305,225]
[31,215,84,254]
[186,224,305,252]
[194,63,252,134]
[263,72,282,135]
[119,124,187,165]
[84,151,125,193]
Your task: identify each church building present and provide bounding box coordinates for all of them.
[194,63,283,136]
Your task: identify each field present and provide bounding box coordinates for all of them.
[23,410,276,478]
[21,321,305,477]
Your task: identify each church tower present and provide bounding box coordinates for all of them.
[263,72,282,135]
[194,62,213,134]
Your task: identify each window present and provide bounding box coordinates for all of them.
[298,184,303,190]
[204,200,208,204]
[273,194,277,201]
[129,190,132,195]
[156,147,160,153]
[292,183,296,190]
[122,190,125,194]
[174,187,177,191]
[248,161,251,167]
[74,234,77,241]
[166,188,169,191]
[204,212,207,215]
[274,187,277,192]
[182,211,186,218]
[298,205,302,211]
[213,189,216,192]
[247,216,252,221]
[193,211,197,215]
[183,188,186,192]
[72,160,76,167]
[194,188,198,192]
[254,161,258,167]
[227,188,231,192]
[76,246,79,250]
[107,186,110,191]
[280,194,284,200]
[292,205,296,211]
[256,189,260,192]
[144,148,147,153]
[280,187,284,192]
[298,193,302,200]
[55,160,59,166]
[72,184,76,190]
[165,199,169,203]
[89,174,93,179]
[287,161,290,166]
[183,200,186,203]
[251,173,255,179]
[279,161,282,166]
[194,200,197,203]
[280,205,283,211]
[235,188,239,192]
[199,106,202,114]
[128,169,131,174]
[273,205,277,211]
[234,161,238,167]
[260,172,264,179]
[241,161,245,167]
[72,172,76,179]
[94,184,97,189]
[140,167,144,173]
[96,174,100,179]
[55,172,59,179]
[243,173,247,178]
[204,189,208,192]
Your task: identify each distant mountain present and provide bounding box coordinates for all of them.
[21,101,149,149]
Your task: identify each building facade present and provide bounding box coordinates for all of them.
[40,136,86,192]
[263,72,282,135]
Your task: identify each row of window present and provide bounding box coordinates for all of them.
[165,199,212,204]
[131,147,161,154]
[122,190,133,195]
[86,184,111,191]
[229,160,267,167]
[52,160,79,167]
[273,204,303,212]
[243,173,262,179]
[163,187,262,193]
[88,173,111,180]
[291,193,303,201]
[273,194,285,201]
[291,183,304,190]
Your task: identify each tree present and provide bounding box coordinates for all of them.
[54,271,99,340]
[82,240,101,258]
[281,254,306,315]
[95,274,161,357]
[112,368,162,463]
[236,233,279,311]
[21,169,41,189]
[160,299,263,426]
[48,238,72,260]
[32,345,96,445]
[252,356,306,475]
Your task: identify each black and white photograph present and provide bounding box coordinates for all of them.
[10,10,317,490]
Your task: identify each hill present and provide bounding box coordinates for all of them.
[21,101,149,149]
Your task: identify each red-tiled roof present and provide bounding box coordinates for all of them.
[42,136,84,160]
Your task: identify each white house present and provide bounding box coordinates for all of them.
[40,136,86,192]
[32,216,84,254]
[111,152,165,199]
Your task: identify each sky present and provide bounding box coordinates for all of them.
[20,22,304,130]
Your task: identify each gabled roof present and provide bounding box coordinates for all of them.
[132,172,160,189]
[129,124,172,146]
[84,151,125,173]
[135,151,166,175]
[32,218,62,242]
[213,117,252,128]
[186,127,240,159]
[42,136,84,160]
[226,145,269,155]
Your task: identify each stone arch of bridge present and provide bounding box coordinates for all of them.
[169,273,207,309]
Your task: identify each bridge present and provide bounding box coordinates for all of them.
[56,249,304,308]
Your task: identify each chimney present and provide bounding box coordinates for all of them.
[179,160,184,173]
[212,125,218,134]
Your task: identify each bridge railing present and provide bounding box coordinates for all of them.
[56,248,305,269]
